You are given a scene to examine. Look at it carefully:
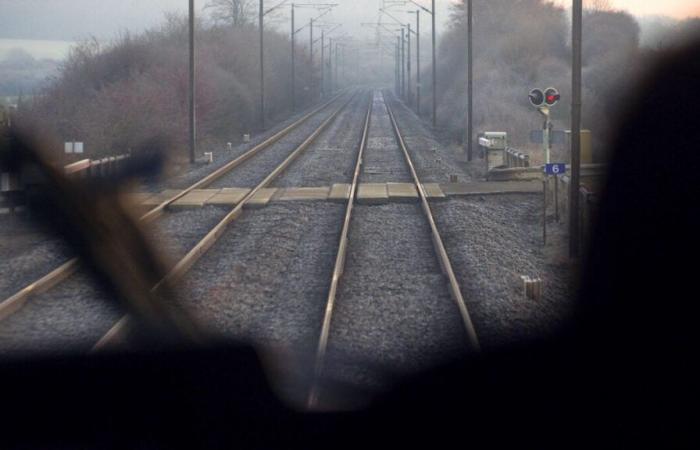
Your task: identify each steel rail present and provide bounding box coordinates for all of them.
[307,92,373,409]
[383,92,480,351]
[92,92,360,351]
[307,90,480,409]
[0,93,346,323]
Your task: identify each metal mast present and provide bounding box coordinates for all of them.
[188,0,196,163]
[466,0,473,161]
[259,0,265,129]
[570,0,583,258]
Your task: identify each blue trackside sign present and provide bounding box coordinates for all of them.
[544,163,567,175]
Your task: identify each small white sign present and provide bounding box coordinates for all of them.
[64,142,85,154]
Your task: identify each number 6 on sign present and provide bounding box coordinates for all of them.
[544,163,567,176]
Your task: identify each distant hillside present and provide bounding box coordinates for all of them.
[0,48,60,96]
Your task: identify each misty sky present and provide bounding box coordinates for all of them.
[0,0,456,41]
[552,0,700,19]
[1,0,699,60]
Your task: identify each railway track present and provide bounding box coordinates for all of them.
[91,91,360,350]
[307,90,480,408]
[0,91,352,331]
[2,88,480,410]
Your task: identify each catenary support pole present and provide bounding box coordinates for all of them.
[401,27,405,99]
[466,0,473,161]
[310,18,314,83]
[431,0,437,128]
[335,43,339,90]
[395,39,400,96]
[259,0,265,130]
[407,23,412,106]
[570,0,582,258]
[291,4,296,112]
[188,0,196,164]
[416,10,421,116]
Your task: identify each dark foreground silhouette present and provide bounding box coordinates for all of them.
[0,40,698,449]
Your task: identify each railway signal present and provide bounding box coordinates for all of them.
[528,86,560,164]
[544,87,561,106]
[529,88,545,107]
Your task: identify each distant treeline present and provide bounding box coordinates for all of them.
[14,0,700,161]
[19,14,318,159]
[423,0,700,159]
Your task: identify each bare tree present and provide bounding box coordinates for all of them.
[585,0,613,12]
[205,0,256,27]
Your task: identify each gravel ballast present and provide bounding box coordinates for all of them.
[322,203,470,392]
[155,96,347,192]
[361,92,414,183]
[209,95,354,189]
[178,202,344,351]
[0,214,71,302]
[0,207,230,356]
[273,93,370,187]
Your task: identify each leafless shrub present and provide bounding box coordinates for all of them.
[21,14,315,161]
[205,0,257,27]
[426,0,643,159]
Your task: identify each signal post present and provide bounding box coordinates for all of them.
[529,87,563,245]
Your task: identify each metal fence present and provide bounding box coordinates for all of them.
[504,147,530,168]
[2,154,131,212]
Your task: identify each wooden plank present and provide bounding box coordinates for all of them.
[328,183,352,202]
[387,182,419,202]
[357,183,388,204]
[245,188,278,208]
[422,183,446,199]
[279,187,330,202]
[206,188,251,205]
[171,189,220,208]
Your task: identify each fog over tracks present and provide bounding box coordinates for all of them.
[0,91,571,398]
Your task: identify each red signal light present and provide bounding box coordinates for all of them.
[544,88,560,106]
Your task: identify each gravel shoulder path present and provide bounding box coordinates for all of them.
[385,90,472,184]
[432,195,574,349]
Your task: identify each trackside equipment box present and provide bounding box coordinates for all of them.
[479,132,508,171]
